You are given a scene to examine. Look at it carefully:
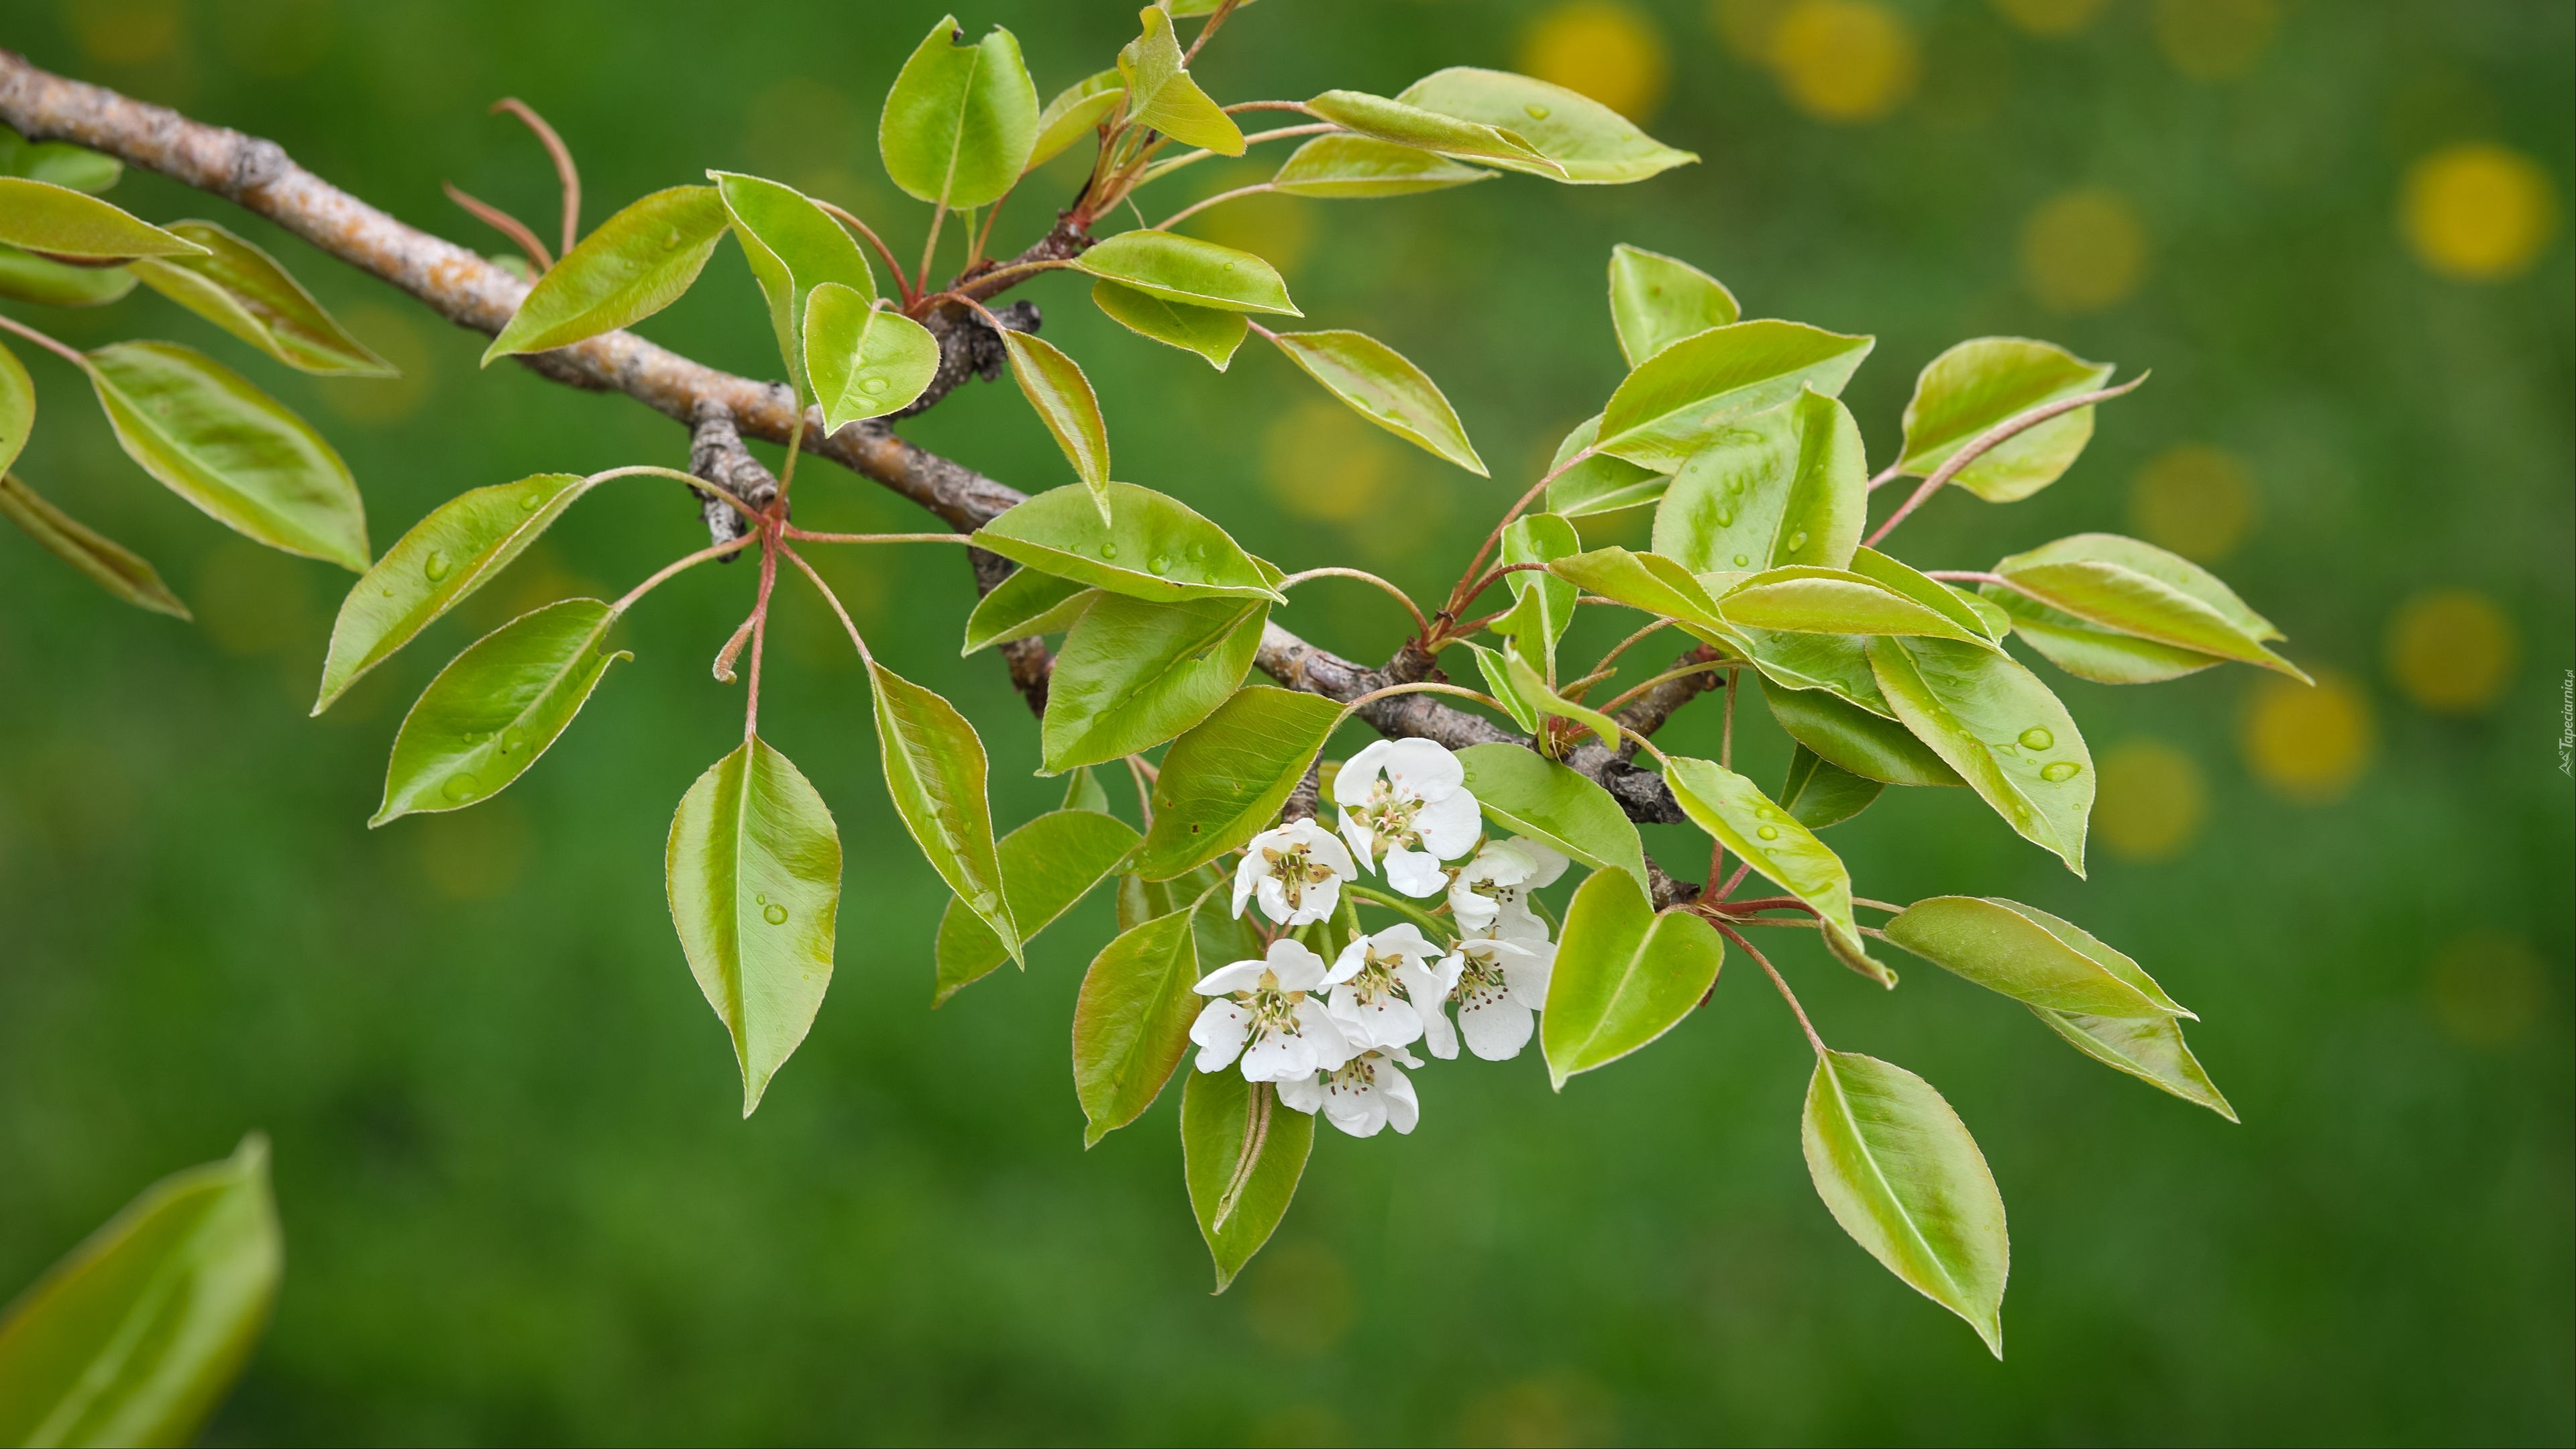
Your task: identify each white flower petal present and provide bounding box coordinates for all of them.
[1374,924,1438,966]
[1334,740,1395,805]
[1337,808,1379,871]
[1324,936,1369,987]
[1275,1073,1326,1114]
[1189,1000,1252,1072]
[1511,836,1570,888]
[1239,1029,1307,1083]
[1295,998,1356,1071]
[1231,852,1260,919]
[1265,938,1330,991]
[1491,898,1553,944]
[1413,788,1483,859]
[1458,989,1536,1061]
[1381,738,1464,798]
[1381,1063,1420,1134]
[1193,960,1269,996]
[1505,939,1557,1007]
[1383,846,1448,898]
[1255,875,1295,924]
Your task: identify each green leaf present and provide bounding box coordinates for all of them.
[1303,90,1556,170]
[973,481,1278,604]
[1651,386,1863,572]
[1029,71,1125,171]
[482,186,729,362]
[0,472,191,619]
[1120,863,1222,932]
[1394,68,1697,184]
[872,659,1020,963]
[1803,1051,2009,1356]
[1042,594,1269,772]
[126,220,394,376]
[0,178,205,260]
[1609,243,1739,367]
[0,1135,280,1449]
[315,472,591,712]
[1548,546,1740,649]
[1073,885,1252,1145]
[996,329,1112,502]
[1462,640,1544,735]
[1663,755,1884,981]
[1501,647,1620,751]
[372,598,629,825]
[1136,686,1346,880]
[1847,545,2010,642]
[1495,512,1579,670]
[1090,279,1247,370]
[1267,329,1483,474]
[1075,229,1297,315]
[877,15,1039,210]
[1181,1071,1314,1291]
[86,340,370,571]
[711,172,878,400]
[934,808,1140,1004]
[1713,568,1994,645]
[0,129,121,193]
[1456,743,1647,888]
[0,337,26,477]
[1780,745,1882,830]
[1866,635,2093,874]
[961,566,1096,654]
[666,736,843,1116]
[1544,413,1666,517]
[1896,337,2114,503]
[1118,5,1244,157]
[1761,680,1961,787]
[1980,585,2223,685]
[1595,321,1875,471]
[1270,135,1494,199]
[803,281,938,429]
[2032,1007,2237,1122]
[1993,533,2306,680]
[1541,867,1724,1089]
[1063,765,1112,814]
[1734,629,1887,715]
[0,244,140,307]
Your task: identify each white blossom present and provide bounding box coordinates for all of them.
[1322,924,1452,1052]
[1189,938,1355,1083]
[1230,818,1357,926]
[1333,739,1482,897]
[1424,930,1556,1061]
[1277,1045,1424,1137]
[1448,836,1568,942]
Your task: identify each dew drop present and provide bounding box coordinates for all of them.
[1756,825,1780,841]
[1713,506,1735,527]
[498,725,526,756]
[859,375,890,394]
[1149,554,1174,576]
[762,902,790,925]
[1523,102,1551,119]
[519,490,543,512]
[2041,760,2082,782]
[755,892,768,905]
[380,587,394,598]
[423,549,453,582]
[441,773,479,802]
[2019,726,2055,751]
[1786,530,1809,552]
[1099,541,1119,559]
[1732,553,1751,567]
[661,227,682,250]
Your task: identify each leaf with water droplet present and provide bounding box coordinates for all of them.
[1652,387,1864,572]
[803,281,937,429]
[1896,337,2116,503]
[712,172,879,402]
[372,598,629,826]
[482,186,729,363]
[871,659,1020,964]
[1596,323,1874,472]
[1778,743,1883,829]
[1133,686,1346,881]
[936,807,1141,1004]
[1663,755,1887,982]
[973,482,1277,604]
[1089,279,1247,370]
[1394,68,1696,184]
[1609,242,1739,367]
[1042,594,1269,772]
[961,566,1097,655]
[1761,680,1960,786]
[1266,329,1486,476]
[1866,635,2093,875]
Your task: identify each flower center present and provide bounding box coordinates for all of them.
[1242,973,1309,1039]
[1350,952,1401,1004]
[1357,782,1427,848]
[1325,1055,1379,1097]
[1454,951,1506,1004]
[1260,843,1340,908]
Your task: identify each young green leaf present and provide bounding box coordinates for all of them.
[1595,321,1875,470]
[1866,635,2093,875]
[1136,686,1346,879]
[86,340,370,571]
[1090,279,1248,369]
[1073,885,1253,1145]
[1303,91,1556,170]
[0,177,206,260]
[315,472,592,712]
[1456,743,1648,888]
[667,736,844,1116]
[1979,585,2223,685]
[1269,329,1485,475]
[1394,68,1697,184]
[1118,5,1244,157]
[1884,896,2186,1018]
[1662,755,1883,981]
[1652,386,1863,572]
[1181,1071,1315,1291]
[1544,413,1668,517]
[0,472,192,619]
[1270,135,1494,199]
[878,16,1039,209]
[803,281,937,429]
[1713,567,1995,645]
[0,130,122,193]
[125,220,394,376]
[934,808,1140,1004]
[1803,1051,2010,1356]
[1501,647,1619,751]
[1042,594,1269,772]
[1609,243,1739,366]
[481,186,729,362]
[1542,867,1724,1089]
[1993,533,2306,680]
[2033,1006,2237,1122]
[372,598,629,825]
[1029,71,1125,172]
[1896,337,2114,502]
[961,566,1096,653]
[1495,513,1579,670]
[1463,640,1545,735]
[712,172,877,398]
[1779,745,1882,829]
[0,244,140,307]
[871,659,1020,964]
[0,1135,280,1449]
[1761,680,1961,787]
[1734,629,1888,716]
[1548,546,1741,649]
[997,329,1112,502]
[1063,765,1112,814]
[1120,863,1223,932]
[972,481,1278,603]
[1075,230,1298,315]
[1847,545,2010,642]
[0,337,26,476]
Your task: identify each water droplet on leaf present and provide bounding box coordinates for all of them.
[1713,506,1735,527]
[1756,825,1780,841]
[859,375,890,394]
[1732,553,1750,567]
[2041,760,2082,782]
[423,549,452,582]
[1524,103,1551,119]
[1099,542,1118,559]
[1786,531,1809,552]
[441,773,479,802]
[2019,727,2055,751]
[1149,554,1173,576]
[763,902,789,925]
[498,725,525,755]
[661,228,681,250]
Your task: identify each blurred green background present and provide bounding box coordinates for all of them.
[2,0,2569,1442]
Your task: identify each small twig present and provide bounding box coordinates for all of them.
[1155,182,1274,231]
[1854,897,1906,914]
[441,180,552,270]
[1138,123,1338,185]
[490,97,580,258]
[1124,754,1157,828]
[1591,619,1676,678]
[1865,462,1904,493]
[1222,100,1318,116]
[1717,859,1753,900]
[1183,0,1243,62]
[1718,922,1826,1054]
[1721,667,1739,767]
[610,534,753,614]
[812,198,917,307]
[782,529,973,546]
[0,311,90,366]
[1864,374,2148,547]
[1276,566,1430,635]
[1446,448,1595,619]
[712,613,756,684]
[1596,661,1727,719]
[1338,680,1509,718]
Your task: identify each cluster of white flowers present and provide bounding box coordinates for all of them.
[1201,740,1570,1139]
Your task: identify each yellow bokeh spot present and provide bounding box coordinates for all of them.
[2151,0,2282,82]
[2241,669,2373,804]
[64,0,184,65]
[2385,589,2518,714]
[1517,1,1671,123]
[1195,191,1313,278]
[2019,188,2148,314]
[2426,932,2546,1048]
[1766,0,1918,124]
[1992,0,2106,37]
[2129,444,2257,562]
[2094,739,2209,863]
[1711,0,1792,60]
[2401,143,2557,282]
[1265,400,1390,525]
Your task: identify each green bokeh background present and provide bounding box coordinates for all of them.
[3,0,2570,1443]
